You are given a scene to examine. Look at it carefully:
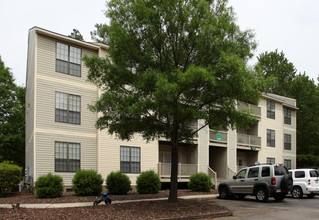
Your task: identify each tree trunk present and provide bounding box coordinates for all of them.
[168,140,179,202]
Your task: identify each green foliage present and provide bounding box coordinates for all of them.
[86,0,263,201]
[0,161,22,194]
[72,169,103,196]
[35,173,64,198]
[136,170,161,194]
[255,49,296,97]
[297,154,319,168]
[0,57,25,168]
[188,172,213,192]
[68,29,84,41]
[106,171,131,195]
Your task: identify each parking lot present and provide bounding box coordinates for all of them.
[214,195,319,219]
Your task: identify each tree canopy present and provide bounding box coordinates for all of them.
[0,57,25,168]
[85,0,264,202]
[68,29,84,41]
[255,49,296,97]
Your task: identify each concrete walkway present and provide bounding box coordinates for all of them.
[0,194,219,209]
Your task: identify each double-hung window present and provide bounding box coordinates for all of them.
[284,134,291,150]
[55,92,81,124]
[55,142,80,172]
[120,146,140,173]
[267,157,275,164]
[284,159,291,170]
[267,101,275,119]
[56,42,81,76]
[267,129,275,147]
[284,107,291,125]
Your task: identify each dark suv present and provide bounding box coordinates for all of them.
[218,163,293,202]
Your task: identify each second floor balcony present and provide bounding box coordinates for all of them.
[237,133,261,150]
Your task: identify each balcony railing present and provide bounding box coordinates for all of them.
[210,130,228,143]
[237,101,261,117]
[237,133,261,149]
[158,163,197,181]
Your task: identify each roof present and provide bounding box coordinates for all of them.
[29,26,108,51]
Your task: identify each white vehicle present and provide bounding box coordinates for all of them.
[289,169,319,198]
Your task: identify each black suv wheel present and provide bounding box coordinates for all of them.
[255,188,269,202]
[219,186,230,199]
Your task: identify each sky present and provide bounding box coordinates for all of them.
[1,0,319,86]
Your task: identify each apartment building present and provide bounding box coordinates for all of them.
[25,27,297,187]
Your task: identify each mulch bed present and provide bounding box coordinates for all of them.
[0,190,232,220]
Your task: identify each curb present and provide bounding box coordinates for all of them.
[157,210,233,220]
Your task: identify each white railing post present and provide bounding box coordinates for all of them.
[158,162,161,178]
[178,163,181,180]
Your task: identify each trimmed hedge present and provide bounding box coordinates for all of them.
[136,170,161,194]
[188,172,212,192]
[72,169,103,196]
[35,173,64,198]
[106,171,131,195]
[0,161,22,195]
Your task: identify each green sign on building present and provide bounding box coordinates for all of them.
[217,133,222,141]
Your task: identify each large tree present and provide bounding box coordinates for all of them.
[85,0,263,202]
[255,49,296,97]
[0,57,25,168]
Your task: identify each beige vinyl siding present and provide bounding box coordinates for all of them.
[35,132,97,185]
[99,133,158,185]
[25,29,37,181]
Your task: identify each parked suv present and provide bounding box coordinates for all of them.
[289,169,319,198]
[218,163,293,202]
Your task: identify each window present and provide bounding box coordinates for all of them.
[236,169,247,179]
[295,171,305,178]
[56,42,81,76]
[120,146,140,173]
[262,167,270,177]
[267,129,275,147]
[274,166,288,176]
[284,107,291,125]
[55,142,80,172]
[267,157,275,164]
[55,92,81,124]
[267,100,275,119]
[284,159,291,170]
[310,170,318,177]
[248,167,259,178]
[284,134,291,150]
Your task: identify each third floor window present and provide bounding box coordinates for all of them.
[267,100,275,119]
[56,42,82,77]
[284,107,291,125]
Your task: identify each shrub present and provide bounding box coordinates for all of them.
[72,169,103,196]
[0,161,22,195]
[106,171,131,195]
[136,170,161,194]
[35,173,63,198]
[188,172,212,192]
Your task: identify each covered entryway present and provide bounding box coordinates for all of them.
[209,146,227,179]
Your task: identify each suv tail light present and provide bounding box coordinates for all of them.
[308,179,311,185]
[271,177,276,185]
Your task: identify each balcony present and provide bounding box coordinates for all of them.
[158,163,198,182]
[210,130,228,144]
[237,133,261,150]
[237,101,261,117]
